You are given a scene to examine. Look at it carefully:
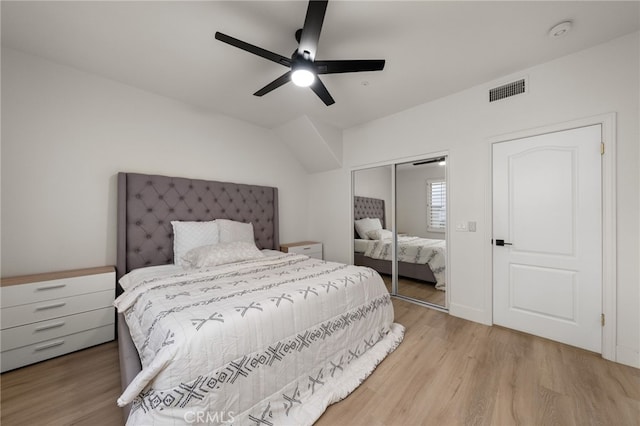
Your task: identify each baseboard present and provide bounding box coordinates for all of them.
[449,302,491,325]
[616,345,640,368]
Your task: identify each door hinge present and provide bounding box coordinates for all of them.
[601,313,605,327]
[601,142,605,155]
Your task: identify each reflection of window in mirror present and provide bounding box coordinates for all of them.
[427,179,446,234]
[396,157,447,308]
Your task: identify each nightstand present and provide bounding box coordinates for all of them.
[0,266,116,372]
[280,241,323,260]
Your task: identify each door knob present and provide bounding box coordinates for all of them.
[495,239,512,246]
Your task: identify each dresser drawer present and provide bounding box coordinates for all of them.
[285,242,322,254]
[304,250,323,260]
[0,307,114,351]
[1,325,114,372]
[284,242,322,257]
[1,290,114,329]
[1,271,114,308]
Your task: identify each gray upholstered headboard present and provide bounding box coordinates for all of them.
[354,196,385,229]
[116,172,279,284]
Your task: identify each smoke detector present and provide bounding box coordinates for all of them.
[548,21,573,38]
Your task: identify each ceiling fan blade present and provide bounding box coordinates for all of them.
[298,0,328,60]
[315,59,385,74]
[215,32,291,67]
[253,71,292,97]
[310,77,335,106]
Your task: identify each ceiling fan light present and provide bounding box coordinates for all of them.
[291,69,315,87]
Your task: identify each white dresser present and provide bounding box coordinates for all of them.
[0,266,115,372]
[280,241,323,260]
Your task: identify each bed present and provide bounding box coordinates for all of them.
[353,196,446,290]
[116,173,404,425]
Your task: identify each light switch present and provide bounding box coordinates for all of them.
[468,221,477,232]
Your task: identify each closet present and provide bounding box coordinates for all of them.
[352,155,448,309]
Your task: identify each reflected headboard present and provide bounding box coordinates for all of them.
[116,172,279,284]
[354,196,385,229]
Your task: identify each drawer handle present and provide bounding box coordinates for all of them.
[35,321,66,332]
[36,284,66,291]
[35,302,66,311]
[303,247,311,250]
[34,340,65,351]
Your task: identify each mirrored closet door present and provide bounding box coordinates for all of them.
[352,156,448,310]
[395,157,447,308]
[352,165,396,296]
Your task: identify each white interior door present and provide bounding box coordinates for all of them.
[492,125,602,352]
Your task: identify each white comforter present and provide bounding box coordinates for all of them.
[364,236,447,290]
[114,253,404,425]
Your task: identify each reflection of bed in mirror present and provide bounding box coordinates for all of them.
[353,196,446,290]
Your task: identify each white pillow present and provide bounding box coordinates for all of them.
[217,219,255,244]
[366,229,393,240]
[171,220,219,267]
[354,217,382,239]
[181,241,265,269]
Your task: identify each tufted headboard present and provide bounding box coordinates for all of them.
[354,196,385,229]
[116,172,279,284]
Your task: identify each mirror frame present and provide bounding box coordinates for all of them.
[350,151,450,311]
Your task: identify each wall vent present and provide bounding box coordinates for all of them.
[489,78,526,102]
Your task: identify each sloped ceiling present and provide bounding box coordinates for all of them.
[2,1,638,130]
[274,116,342,173]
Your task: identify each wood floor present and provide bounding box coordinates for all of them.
[1,340,123,425]
[382,274,446,307]
[2,299,638,425]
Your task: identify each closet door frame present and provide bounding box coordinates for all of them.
[350,150,450,311]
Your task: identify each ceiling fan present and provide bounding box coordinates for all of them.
[214,0,385,106]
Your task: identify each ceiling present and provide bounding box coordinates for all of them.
[2,1,638,130]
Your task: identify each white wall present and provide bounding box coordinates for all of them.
[396,164,446,239]
[1,48,309,277]
[308,33,639,367]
